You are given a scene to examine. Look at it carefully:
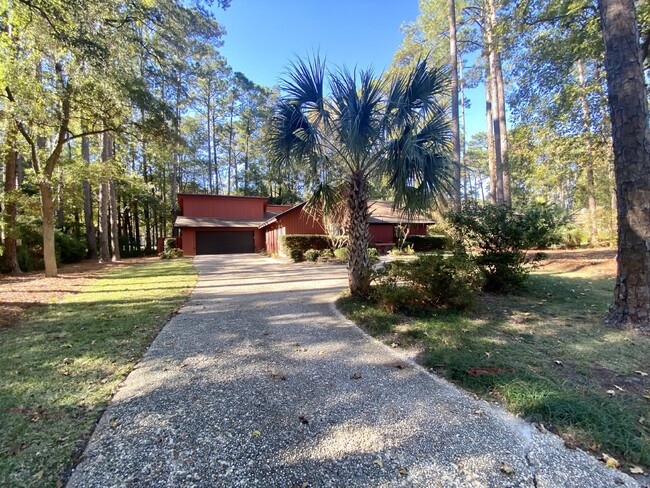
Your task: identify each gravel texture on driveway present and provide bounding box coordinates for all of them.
[68,254,639,488]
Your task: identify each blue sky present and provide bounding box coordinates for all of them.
[212,0,486,137]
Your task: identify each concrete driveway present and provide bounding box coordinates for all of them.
[68,254,637,487]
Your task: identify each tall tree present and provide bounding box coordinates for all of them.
[268,58,452,296]
[599,0,650,329]
[449,0,462,210]
[2,125,21,274]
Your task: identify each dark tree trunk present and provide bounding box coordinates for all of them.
[485,68,497,204]
[347,171,371,297]
[449,0,461,211]
[3,126,21,274]
[599,0,650,329]
[82,135,97,259]
[99,133,111,263]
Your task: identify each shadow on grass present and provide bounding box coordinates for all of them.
[0,259,197,487]
[339,272,650,467]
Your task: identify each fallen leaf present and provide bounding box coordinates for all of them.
[629,466,644,474]
[602,453,620,469]
[398,467,409,476]
[390,342,399,348]
[110,419,118,429]
[373,459,383,468]
[613,385,624,391]
[62,358,73,365]
[644,394,650,400]
[554,360,563,366]
[252,429,261,437]
[33,470,44,479]
[635,371,648,377]
[350,372,362,380]
[500,463,514,474]
[639,417,646,424]
[474,409,484,417]
[606,390,616,396]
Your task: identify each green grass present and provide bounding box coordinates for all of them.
[338,267,650,469]
[0,258,197,487]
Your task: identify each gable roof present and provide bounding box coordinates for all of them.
[367,201,435,224]
[258,200,434,229]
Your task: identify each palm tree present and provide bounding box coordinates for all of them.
[267,57,452,297]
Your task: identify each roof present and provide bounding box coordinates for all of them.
[257,200,434,229]
[258,202,306,228]
[175,213,279,229]
[367,201,435,225]
[177,193,268,201]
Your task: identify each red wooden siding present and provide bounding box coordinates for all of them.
[282,210,325,234]
[409,224,428,235]
[180,227,263,256]
[264,223,282,254]
[369,224,394,244]
[180,195,267,218]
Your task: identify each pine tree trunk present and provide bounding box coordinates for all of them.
[494,53,510,205]
[82,135,97,259]
[99,132,111,262]
[3,126,21,274]
[599,0,650,329]
[347,171,371,297]
[39,183,57,276]
[449,0,462,211]
[577,60,598,246]
[485,68,498,204]
[109,180,121,261]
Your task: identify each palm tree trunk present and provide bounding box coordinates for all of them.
[347,171,371,297]
[599,0,650,329]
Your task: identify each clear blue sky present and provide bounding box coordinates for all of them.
[212,0,486,138]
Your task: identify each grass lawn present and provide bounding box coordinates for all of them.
[0,258,197,487]
[338,254,650,471]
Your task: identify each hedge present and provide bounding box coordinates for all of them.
[280,234,331,253]
[405,234,451,252]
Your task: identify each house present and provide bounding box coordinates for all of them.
[173,193,434,256]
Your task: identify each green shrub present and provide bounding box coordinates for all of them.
[304,249,320,262]
[280,234,330,254]
[164,238,177,252]
[372,252,482,312]
[333,247,349,261]
[319,248,334,258]
[562,227,586,248]
[160,248,183,259]
[405,234,451,252]
[447,202,549,293]
[55,231,86,264]
[290,248,304,262]
[368,247,379,264]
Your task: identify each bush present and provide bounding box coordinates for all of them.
[333,247,349,261]
[290,248,304,262]
[372,252,482,312]
[304,249,320,262]
[164,238,177,252]
[405,234,451,252]
[368,247,379,264]
[562,227,586,249]
[55,231,86,264]
[160,248,183,259]
[447,202,549,293]
[280,234,330,254]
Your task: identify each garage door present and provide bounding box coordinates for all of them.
[195,231,255,254]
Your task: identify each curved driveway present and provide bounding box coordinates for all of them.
[68,254,637,487]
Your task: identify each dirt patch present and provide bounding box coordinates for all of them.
[0,257,158,328]
[537,248,616,277]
